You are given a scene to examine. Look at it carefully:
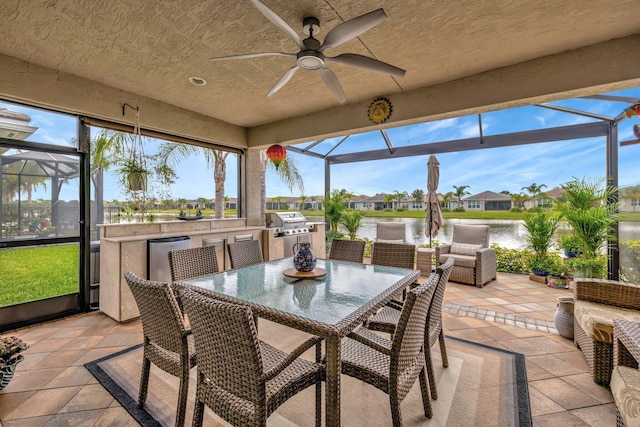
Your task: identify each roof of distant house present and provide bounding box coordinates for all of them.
[464,191,512,201]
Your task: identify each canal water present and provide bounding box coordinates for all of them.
[307,216,640,249]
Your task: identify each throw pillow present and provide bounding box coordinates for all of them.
[450,242,483,256]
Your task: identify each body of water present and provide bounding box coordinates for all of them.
[307,216,640,249]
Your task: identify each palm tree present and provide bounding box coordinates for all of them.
[156,143,228,218]
[393,190,408,209]
[453,185,471,205]
[340,210,365,240]
[324,189,349,232]
[383,193,395,209]
[299,194,308,210]
[259,151,304,223]
[511,192,528,208]
[522,183,547,197]
[411,189,424,207]
[440,191,454,209]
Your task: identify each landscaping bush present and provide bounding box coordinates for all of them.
[453,207,466,212]
[620,239,640,283]
[510,207,523,213]
[396,207,406,212]
[441,207,450,212]
[491,244,532,274]
[383,208,393,212]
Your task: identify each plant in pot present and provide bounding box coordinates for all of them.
[526,254,558,277]
[546,258,569,289]
[523,209,561,276]
[119,158,150,192]
[557,233,582,258]
[555,177,619,278]
[567,253,608,279]
[0,336,28,390]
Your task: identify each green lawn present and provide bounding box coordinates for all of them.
[0,244,78,306]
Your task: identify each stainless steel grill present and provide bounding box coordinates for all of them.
[266,212,311,256]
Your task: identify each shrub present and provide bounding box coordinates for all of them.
[491,244,532,274]
[453,207,465,212]
[383,208,393,212]
[441,207,450,212]
[620,239,640,283]
[510,207,523,213]
[396,207,406,212]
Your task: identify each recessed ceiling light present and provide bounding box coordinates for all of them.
[188,76,207,86]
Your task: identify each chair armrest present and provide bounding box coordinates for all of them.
[347,328,392,356]
[435,245,451,265]
[263,336,323,381]
[574,279,640,310]
[476,247,496,264]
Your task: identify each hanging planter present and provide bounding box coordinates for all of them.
[119,159,149,192]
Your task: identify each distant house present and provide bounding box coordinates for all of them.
[463,191,512,211]
[523,187,565,210]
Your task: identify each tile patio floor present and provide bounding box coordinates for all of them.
[0,272,617,426]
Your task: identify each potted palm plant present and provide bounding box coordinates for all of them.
[523,210,561,276]
[557,233,582,258]
[555,177,619,278]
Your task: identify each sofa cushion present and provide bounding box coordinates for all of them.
[574,300,640,343]
[439,253,476,268]
[450,242,483,256]
[611,366,640,427]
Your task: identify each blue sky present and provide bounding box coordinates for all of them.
[2,87,639,202]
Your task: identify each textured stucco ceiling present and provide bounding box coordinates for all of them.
[1,0,640,143]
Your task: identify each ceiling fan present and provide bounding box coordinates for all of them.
[209,0,406,103]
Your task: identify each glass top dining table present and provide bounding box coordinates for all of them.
[181,257,420,427]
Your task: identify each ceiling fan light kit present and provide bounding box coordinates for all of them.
[209,0,405,103]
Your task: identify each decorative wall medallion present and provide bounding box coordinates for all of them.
[368,97,393,124]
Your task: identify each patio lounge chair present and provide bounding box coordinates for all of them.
[435,224,496,287]
[180,288,325,427]
[339,273,439,426]
[124,272,196,427]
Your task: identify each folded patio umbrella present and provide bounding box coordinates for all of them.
[425,154,443,247]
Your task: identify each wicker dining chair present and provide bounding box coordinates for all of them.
[328,239,366,263]
[179,288,325,427]
[371,241,416,270]
[168,245,219,282]
[366,257,455,400]
[124,272,197,427]
[339,273,439,426]
[228,239,264,269]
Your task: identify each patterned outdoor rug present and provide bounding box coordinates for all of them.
[85,320,531,426]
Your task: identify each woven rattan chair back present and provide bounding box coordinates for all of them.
[168,245,219,282]
[180,288,324,427]
[428,257,454,340]
[228,239,264,269]
[391,274,438,403]
[328,239,366,263]
[371,242,416,270]
[124,272,196,427]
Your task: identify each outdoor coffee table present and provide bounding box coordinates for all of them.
[180,257,420,427]
[613,319,640,368]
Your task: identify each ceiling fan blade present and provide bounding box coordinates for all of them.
[316,68,346,104]
[321,9,387,51]
[268,65,300,97]
[209,52,295,61]
[250,0,305,49]
[326,53,405,77]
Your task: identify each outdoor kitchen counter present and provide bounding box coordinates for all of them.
[98,219,265,322]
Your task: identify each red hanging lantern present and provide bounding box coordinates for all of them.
[266,144,286,169]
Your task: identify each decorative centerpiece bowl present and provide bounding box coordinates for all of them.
[293,242,317,272]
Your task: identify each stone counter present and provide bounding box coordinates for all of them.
[99,219,264,322]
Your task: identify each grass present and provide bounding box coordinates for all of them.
[0,244,78,306]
